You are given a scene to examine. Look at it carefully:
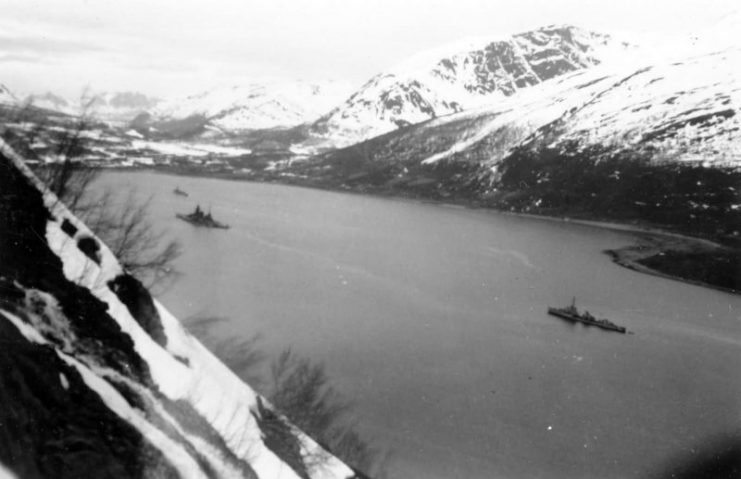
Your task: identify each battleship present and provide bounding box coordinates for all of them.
[547,298,627,334]
[176,205,229,229]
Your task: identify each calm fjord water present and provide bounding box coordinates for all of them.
[98,171,741,479]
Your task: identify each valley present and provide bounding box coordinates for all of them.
[7,40,738,293]
[1,15,739,479]
[92,170,741,479]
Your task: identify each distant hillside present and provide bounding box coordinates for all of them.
[273,47,741,242]
[23,92,70,111]
[21,90,161,124]
[134,81,353,139]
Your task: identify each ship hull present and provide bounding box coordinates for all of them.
[547,308,626,334]
[175,214,230,229]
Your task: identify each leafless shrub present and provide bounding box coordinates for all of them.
[78,190,180,289]
[187,316,267,388]
[188,317,388,478]
[2,100,181,289]
[268,349,388,478]
[33,117,97,211]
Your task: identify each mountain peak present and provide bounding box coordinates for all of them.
[24,92,71,111]
[311,25,635,145]
[144,79,354,133]
[390,24,616,75]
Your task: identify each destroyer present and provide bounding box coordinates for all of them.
[547,298,627,334]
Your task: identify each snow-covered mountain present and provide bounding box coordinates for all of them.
[310,25,635,146]
[418,47,741,168]
[140,81,353,136]
[23,92,70,112]
[23,91,162,123]
[276,46,740,239]
[0,140,363,479]
[88,91,162,122]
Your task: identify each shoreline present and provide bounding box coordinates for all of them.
[101,166,739,295]
[604,238,739,296]
[504,213,740,295]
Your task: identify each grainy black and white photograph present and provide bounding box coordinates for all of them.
[0,1,739,478]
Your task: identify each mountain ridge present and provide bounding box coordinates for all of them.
[309,24,636,146]
[136,81,353,138]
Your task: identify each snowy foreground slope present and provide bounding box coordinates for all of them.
[0,140,361,479]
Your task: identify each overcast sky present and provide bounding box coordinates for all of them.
[0,0,737,98]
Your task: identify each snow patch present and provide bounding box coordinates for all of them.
[57,352,210,479]
[0,463,19,479]
[125,129,144,138]
[0,309,48,344]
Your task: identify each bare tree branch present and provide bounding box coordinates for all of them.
[188,319,388,478]
[3,100,181,290]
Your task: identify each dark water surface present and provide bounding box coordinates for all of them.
[96,171,741,479]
